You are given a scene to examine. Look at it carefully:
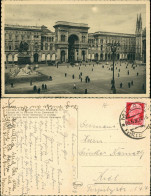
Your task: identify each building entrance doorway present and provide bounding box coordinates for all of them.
[61,50,65,62]
[34,53,38,63]
[82,51,86,61]
[68,35,78,62]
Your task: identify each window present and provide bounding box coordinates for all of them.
[52,37,54,42]
[9,45,12,50]
[45,43,48,50]
[15,45,18,50]
[41,43,43,50]
[15,35,18,41]
[21,35,24,40]
[9,34,12,40]
[34,35,39,38]
[61,35,65,42]
[101,45,103,51]
[50,44,53,50]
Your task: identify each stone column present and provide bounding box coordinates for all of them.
[57,49,60,62]
[78,48,82,61]
[66,49,68,62]
[74,49,77,61]
[98,53,100,61]
[86,49,88,61]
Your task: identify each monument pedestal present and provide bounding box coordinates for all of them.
[18,52,31,65]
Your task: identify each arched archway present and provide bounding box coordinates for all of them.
[41,53,45,61]
[8,54,13,63]
[34,53,38,63]
[61,50,65,62]
[52,53,55,61]
[105,53,107,60]
[100,53,103,61]
[95,53,98,61]
[47,54,51,61]
[68,34,79,62]
[14,54,18,62]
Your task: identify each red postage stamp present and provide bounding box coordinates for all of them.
[125,102,145,125]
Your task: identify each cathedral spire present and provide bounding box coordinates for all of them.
[136,14,139,32]
[139,13,142,30]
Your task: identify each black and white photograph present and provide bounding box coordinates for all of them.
[1,1,150,96]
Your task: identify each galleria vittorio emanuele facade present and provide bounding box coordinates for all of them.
[4,13,146,64]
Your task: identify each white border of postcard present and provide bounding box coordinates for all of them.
[1,0,150,98]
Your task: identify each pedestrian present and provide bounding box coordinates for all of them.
[120,82,123,88]
[116,67,117,70]
[42,84,44,90]
[131,80,133,86]
[81,77,82,82]
[37,88,41,94]
[33,85,37,91]
[128,70,129,75]
[92,68,93,71]
[85,89,87,94]
[72,74,74,79]
[79,67,80,70]
[85,76,88,83]
[65,73,67,77]
[45,84,47,90]
[30,80,32,86]
[73,83,76,89]
[137,72,139,76]
[11,82,13,88]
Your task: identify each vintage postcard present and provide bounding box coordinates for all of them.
[1,98,150,195]
[1,0,150,97]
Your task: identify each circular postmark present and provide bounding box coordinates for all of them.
[119,102,149,139]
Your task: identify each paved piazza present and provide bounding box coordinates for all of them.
[5,61,146,94]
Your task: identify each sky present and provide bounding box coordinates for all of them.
[4,4,146,34]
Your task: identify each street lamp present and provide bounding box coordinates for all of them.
[107,42,120,94]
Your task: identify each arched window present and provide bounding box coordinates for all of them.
[9,34,12,40]
[52,37,54,42]
[15,45,18,50]
[15,35,18,41]
[41,43,43,50]
[61,35,65,42]
[45,43,48,50]
[21,35,24,40]
[50,44,53,50]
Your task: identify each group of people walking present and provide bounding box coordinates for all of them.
[33,83,47,94]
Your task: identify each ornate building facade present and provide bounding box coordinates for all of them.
[4,14,146,64]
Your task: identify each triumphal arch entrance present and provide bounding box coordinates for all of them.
[53,21,89,63]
